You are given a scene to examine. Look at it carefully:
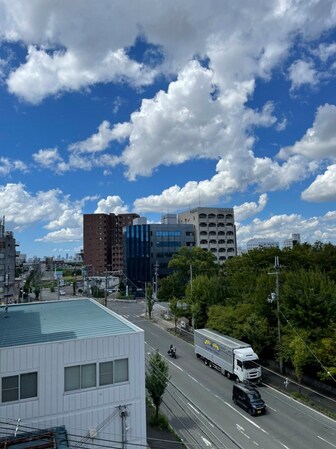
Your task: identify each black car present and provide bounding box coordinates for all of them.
[232,384,266,416]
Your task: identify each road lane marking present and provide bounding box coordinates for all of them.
[317,435,336,448]
[226,402,268,432]
[188,402,200,414]
[201,436,212,446]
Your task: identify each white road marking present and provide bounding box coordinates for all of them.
[188,402,200,414]
[317,435,336,448]
[201,436,212,446]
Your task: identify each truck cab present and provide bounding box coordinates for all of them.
[234,347,262,383]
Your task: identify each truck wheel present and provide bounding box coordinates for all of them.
[225,371,231,379]
[204,359,208,366]
[208,362,213,368]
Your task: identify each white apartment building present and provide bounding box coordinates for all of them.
[283,233,301,249]
[0,298,146,449]
[178,207,237,263]
[246,238,279,252]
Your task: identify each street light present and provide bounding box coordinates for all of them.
[268,256,283,373]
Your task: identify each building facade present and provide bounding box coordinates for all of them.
[246,238,279,252]
[283,233,301,249]
[124,215,195,288]
[178,207,237,263]
[0,218,17,304]
[83,213,139,276]
[0,299,146,449]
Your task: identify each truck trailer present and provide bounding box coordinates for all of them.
[194,328,262,383]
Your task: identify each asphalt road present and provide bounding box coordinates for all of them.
[109,299,336,449]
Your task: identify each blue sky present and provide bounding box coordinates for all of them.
[1,0,336,259]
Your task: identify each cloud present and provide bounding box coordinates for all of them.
[68,120,131,154]
[0,183,83,241]
[278,103,336,159]
[314,42,336,62]
[237,211,336,247]
[95,195,130,214]
[0,157,28,176]
[2,0,336,104]
[288,59,319,90]
[301,164,336,202]
[234,194,268,221]
[32,148,63,169]
[119,61,277,181]
[7,45,157,104]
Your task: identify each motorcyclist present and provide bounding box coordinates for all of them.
[168,344,176,356]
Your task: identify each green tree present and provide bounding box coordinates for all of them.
[146,350,169,419]
[169,296,187,332]
[185,275,228,328]
[168,246,218,286]
[281,332,310,385]
[281,269,336,339]
[158,273,186,300]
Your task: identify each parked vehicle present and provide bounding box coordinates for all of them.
[194,328,262,383]
[232,384,266,416]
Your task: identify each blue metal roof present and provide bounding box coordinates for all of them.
[0,299,139,348]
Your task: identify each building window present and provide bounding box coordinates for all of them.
[200,231,207,236]
[217,214,224,219]
[199,213,207,219]
[99,361,113,386]
[65,363,96,392]
[208,213,216,219]
[2,372,38,403]
[114,359,129,383]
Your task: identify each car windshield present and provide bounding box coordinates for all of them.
[248,390,261,401]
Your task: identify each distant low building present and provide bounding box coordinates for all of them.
[246,238,279,252]
[283,233,301,249]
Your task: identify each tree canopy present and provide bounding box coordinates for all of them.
[157,243,336,384]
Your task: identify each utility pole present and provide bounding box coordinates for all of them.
[154,261,159,301]
[190,264,194,329]
[268,256,282,373]
[119,405,128,449]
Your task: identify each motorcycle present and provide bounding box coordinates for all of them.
[167,346,177,359]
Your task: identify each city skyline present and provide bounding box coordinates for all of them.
[1,1,336,259]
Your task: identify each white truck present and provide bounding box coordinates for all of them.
[194,328,262,384]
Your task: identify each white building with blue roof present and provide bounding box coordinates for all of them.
[0,298,146,449]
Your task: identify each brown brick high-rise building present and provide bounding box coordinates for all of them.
[83,212,139,276]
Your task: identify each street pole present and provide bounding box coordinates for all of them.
[268,256,282,374]
[190,264,194,329]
